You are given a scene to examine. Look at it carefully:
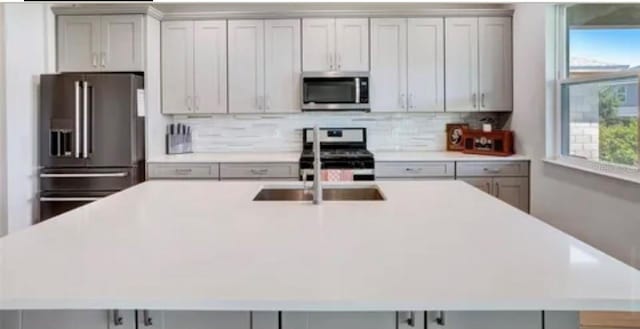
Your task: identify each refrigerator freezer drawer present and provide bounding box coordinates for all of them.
[40,167,143,191]
[39,191,113,221]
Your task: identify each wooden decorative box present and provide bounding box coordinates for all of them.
[462,129,515,156]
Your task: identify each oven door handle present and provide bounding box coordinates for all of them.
[40,197,102,202]
[40,172,128,178]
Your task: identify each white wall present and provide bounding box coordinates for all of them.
[2,4,54,233]
[0,3,6,237]
[511,4,640,268]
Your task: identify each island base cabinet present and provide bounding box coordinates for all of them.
[19,310,135,329]
[282,312,398,329]
[426,311,542,329]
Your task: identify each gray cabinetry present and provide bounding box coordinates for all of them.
[220,163,299,180]
[376,161,455,180]
[426,311,541,329]
[57,15,144,72]
[147,163,220,179]
[20,310,135,329]
[456,161,529,212]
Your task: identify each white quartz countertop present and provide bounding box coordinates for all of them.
[1,180,638,311]
[147,152,529,163]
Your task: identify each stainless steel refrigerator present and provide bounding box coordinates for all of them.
[39,73,145,221]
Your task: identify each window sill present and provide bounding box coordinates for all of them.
[543,157,640,186]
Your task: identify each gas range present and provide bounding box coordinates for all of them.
[299,128,375,180]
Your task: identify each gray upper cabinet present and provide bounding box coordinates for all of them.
[57,15,144,72]
[57,16,101,72]
[162,20,227,114]
[478,17,512,112]
[302,18,368,72]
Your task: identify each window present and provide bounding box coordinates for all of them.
[558,4,640,175]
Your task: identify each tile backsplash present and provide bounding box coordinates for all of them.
[177,112,507,153]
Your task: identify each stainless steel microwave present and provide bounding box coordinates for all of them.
[301,72,370,111]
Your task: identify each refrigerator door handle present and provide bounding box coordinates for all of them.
[39,197,102,202]
[74,81,81,158]
[40,172,129,178]
[82,81,90,158]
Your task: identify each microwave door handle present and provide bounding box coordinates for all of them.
[74,81,81,158]
[355,78,360,104]
[82,81,90,158]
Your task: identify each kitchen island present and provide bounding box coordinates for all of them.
[1,180,639,312]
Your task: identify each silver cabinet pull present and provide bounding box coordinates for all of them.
[186,96,192,112]
[194,96,200,111]
[174,168,193,175]
[405,311,416,327]
[408,94,413,109]
[435,311,445,326]
[265,95,270,110]
[40,172,128,178]
[481,93,486,108]
[472,93,477,108]
[495,181,500,196]
[483,167,501,174]
[82,81,89,158]
[400,93,406,109]
[328,53,333,70]
[100,52,106,68]
[142,310,153,327]
[74,81,81,158]
[113,310,124,326]
[92,53,98,67]
[485,181,491,193]
[405,167,422,172]
[40,197,102,202]
[336,53,342,70]
[250,168,269,175]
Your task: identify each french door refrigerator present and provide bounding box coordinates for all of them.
[39,73,145,221]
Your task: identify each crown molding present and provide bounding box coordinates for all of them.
[161,8,513,21]
[52,5,164,20]
[52,5,512,21]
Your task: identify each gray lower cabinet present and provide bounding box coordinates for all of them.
[147,163,220,179]
[135,311,271,329]
[375,162,455,180]
[20,310,135,329]
[456,161,530,212]
[282,312,420,329]
[426,311,542,329]
[219,163,299,180]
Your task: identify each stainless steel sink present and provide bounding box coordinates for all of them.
[253,186,385,201]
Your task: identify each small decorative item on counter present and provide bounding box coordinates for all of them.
[480,117,496,132]
[446,123,469,151]
[166,123,193,154]
[461,129,515,156]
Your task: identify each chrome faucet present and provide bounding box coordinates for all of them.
[312,125,322,204]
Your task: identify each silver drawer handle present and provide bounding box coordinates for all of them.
[174,169,193,175]
[40,172,128,178]
[405,167,422,172]
[483,168,501,174]
[40,197,102,202]
[406,311,416,327]
[250,168,269,175]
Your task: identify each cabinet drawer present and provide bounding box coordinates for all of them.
[148,163,219,179]
[456,161,529,177]
[375,162,455,178]
[220,163,299,179]
[580,312,640,329]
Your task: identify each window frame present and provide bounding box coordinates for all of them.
[552,5,640,182]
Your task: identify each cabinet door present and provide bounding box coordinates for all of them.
[57,16,101,72]
[445,17,478,112]
[479,17,512,112]
[302,18,335,71]
[335,18,369,71]
[493,177,529,212]
[21,310,135,329]
[162,311,251,329]
[265,19,301,113]
[407,18,444,112]
[228,20,265,113]
[370,18,407,112]
[100,15,144,71]
[427,311,541,329]
[282,312,396,329]
[459,177,493,195]
[162,21,194,114]
[194,20,227,114]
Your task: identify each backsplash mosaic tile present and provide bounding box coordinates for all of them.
[177,112,507,153]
